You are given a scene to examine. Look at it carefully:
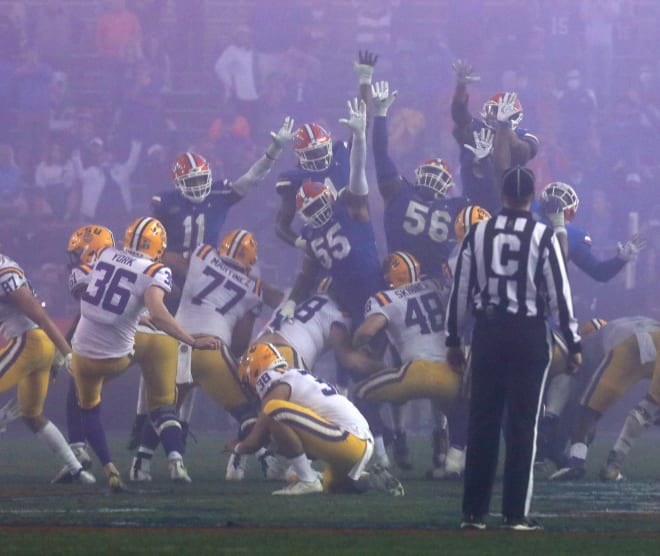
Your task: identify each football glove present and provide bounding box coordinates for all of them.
[294,236,308,252]
[541,196,566,229]
[339,98,367,135]
[463,128,494,160]
[271,299,296,331]
[268,116,295,151]
[371,81,398,117]
[354,49,378,85]
[452,59,480,85]
[617,234,647,262]
[0,397,21,432]
[497,92,519,126]
[51,352,72,380]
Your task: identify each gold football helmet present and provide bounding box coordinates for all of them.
[219,229,257,271]
[124,217,167,261]
[579,318,607,337]
[383,251,421,288]
[67,225,115,266]
[239,343,288,392]
[454,205,491,243]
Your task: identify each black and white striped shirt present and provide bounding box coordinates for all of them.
[445,207,581,352]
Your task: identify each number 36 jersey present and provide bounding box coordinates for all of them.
[72,248,173,359]
[176,244,262,342]
[364,277,447,363]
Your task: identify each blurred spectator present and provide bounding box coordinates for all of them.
[556,69,598,166]
[0,143,26,218]
[31,3,73,68]
[171,0,204,68]
[140,31,172,93]
[34,137,74,217]
[213,25,260,131]
[353,0,396,56]
[537,0,583,75]
[48,71,76,134]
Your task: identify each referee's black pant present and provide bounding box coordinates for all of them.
[462,313,551,520]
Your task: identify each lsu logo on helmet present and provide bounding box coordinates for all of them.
[293,123,333,172]
[239,343,288,397]
[454,205,491,243]
[219,229,258,272]
[67,225,115,266]
[124,217,167,261]
[172,152,213,203]
[383,251,421,288]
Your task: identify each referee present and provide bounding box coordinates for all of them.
[445,165,582,531]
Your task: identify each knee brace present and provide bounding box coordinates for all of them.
[149,404,181,435]
[631,396,660,428]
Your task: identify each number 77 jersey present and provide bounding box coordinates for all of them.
[364,277,447,363]
[175,244,263,343]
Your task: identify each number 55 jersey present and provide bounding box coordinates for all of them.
[72,248,173,359]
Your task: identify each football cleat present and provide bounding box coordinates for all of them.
[548,457,586,481]
[258,451,290,481]
[460,515,487,530]
[362,463,405,496]
[225,452,247,481]
[52,467,96,485]
[502,517,543,532]
[600,450,625,482]
[108,472,126,493]
[71,444,93,470]
[129,457,152,482]
[392,432,413,470]
[272,478,323,496]
[169,459,192,483]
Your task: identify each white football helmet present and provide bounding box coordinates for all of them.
[541,182,580,213]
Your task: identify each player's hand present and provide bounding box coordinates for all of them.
[463,127,494,160]
[446,346,466,374]
[269,116,295,149]
[339,98,367,135]
[294,236,308,252]
[271,299,296,331]
[354,49,378,85]
[192,336,222,350]
[540,196,566,229]
[0,397,21,432]
[139,314,158,330]
[452,58,480,85]
[566,351,583,375]
[224,438,240,454]
[50,352,72,381]
[497,92,519,125]
[617,234,648,262]
[371,80,398,117]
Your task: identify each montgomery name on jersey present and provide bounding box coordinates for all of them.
[175,244,263,342]
[72,247,172,359]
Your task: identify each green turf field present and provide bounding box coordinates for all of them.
[1,432,659,555]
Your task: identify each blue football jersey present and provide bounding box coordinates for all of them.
[300,199,382,322]
[151,179,239,258]
[384,181,469,277]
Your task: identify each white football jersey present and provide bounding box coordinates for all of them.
[176,244,262,341]
[72,247,172,358]
[262,294,351,369]
[364,278,447,363]
[256,368,371,440]
[0,255,38,338]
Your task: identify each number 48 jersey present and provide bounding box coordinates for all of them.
[72,248,173,359]
[176,244,262,342]
[364,277,447,363]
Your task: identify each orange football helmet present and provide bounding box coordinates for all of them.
[239,343,288,394]
[219,229,258,271]
[124,217,167,261]
[296,181,336,228]
[67,225,115,266]
[383,251,421,288]
[454,205,491,243]
[480,92,523,129]
[172,152,212,203]
[293,123,333,172]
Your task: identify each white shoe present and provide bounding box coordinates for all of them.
[225,452,246,481]
[272,479,323,495]
[129,456,152,482]
[169,459,192,483]
[371,451,391,469]
[444,447,465,476]
[259,452,290,481]
[75,469,96,484]
[52,467,96,484]
[363,464,405,496]
[71,444,93,470]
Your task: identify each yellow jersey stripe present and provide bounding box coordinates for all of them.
[144,263,165,277]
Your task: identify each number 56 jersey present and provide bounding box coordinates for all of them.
[175,244,262,342]
[72,248,173,359]
[364,277,447,364]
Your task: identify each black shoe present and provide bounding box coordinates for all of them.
[502,517,543,531]
[393,432,412,470]
[460,515,486,530]
[127,413,148,450]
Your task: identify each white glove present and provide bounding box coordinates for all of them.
[463,128,494,160]
[354,50,378,85]
[497,92,519,125]
[0,398,21,432]
[294,236,308,251]
[267,116,295,154]
[272,299,296,331]
[371,81,398,117]
[51,352,72,380]
[338,98,367,135]
[617,234,648,262]
[452,58,481,85]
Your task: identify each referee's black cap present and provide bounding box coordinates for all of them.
[501,165,535,200]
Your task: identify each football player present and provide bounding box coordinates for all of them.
[229,343,404,496]
[371,80,469,277]
[548,317,660,481]
[0,253,94,484]
[166,229,285,482]
[51,224,116,484]
[353,252,467,478]
[70,217,220,492]
[451,59,539,214]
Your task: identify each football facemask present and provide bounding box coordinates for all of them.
[414,158,454,199]
[172,152,213,203]
[293,123,333,172]
[541,181,580,213]
[296,181,336,228]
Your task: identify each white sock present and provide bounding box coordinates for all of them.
[36,421,82,473]
[178,388,196,422]
[136,375,148,414]
[545,374,575,416]
[288,453,317,482]
[612,412,645,457]
[569,442,588,461]
[373,435,386,458]
[167,451,183,463]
